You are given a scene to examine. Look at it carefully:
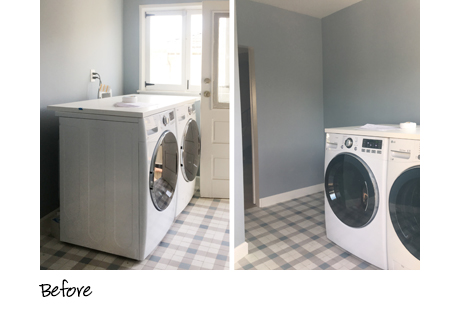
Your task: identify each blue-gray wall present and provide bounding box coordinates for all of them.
[40,0,124,218]
[322,0,420,127]
[236,0,325,199]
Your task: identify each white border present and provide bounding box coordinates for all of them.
[234,241,248,263]
[259,183,323,208]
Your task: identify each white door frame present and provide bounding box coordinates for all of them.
[239,45,259,207]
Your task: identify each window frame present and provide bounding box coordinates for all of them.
[139,3,202,95]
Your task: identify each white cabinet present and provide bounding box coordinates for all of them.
[59,117,140,259]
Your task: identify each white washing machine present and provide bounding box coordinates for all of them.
[175,101,201,217]
[386,138,420,270]
[48,94,197,260]
[324,133,389,269]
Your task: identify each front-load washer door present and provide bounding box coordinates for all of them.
[150,131,178,211]
[389,166,420,260]
[325,153,378,228]
[181,119,201,182]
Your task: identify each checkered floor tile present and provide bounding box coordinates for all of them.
[40,188,229,270]
[235,192,381,270]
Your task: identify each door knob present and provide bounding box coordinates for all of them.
[203,91,211,97]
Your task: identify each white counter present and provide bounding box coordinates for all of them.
[47,94,198,118]
[325,124,420,140]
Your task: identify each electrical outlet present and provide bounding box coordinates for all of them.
[90,69,96,82]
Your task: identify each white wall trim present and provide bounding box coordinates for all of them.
[259,183,323,208]
[234,241,249,263]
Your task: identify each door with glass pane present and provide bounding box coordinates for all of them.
[181,119,201,182]
[149,131,178,211]
[325,153,379,228]
[200,1,229,198]
[389,166,420,260]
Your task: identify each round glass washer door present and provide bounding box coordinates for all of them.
[149,131,178,211]
[389,166,420,260]
[181,119,201,182]
[325,153,379,228]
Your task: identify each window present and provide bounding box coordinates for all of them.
[140,4,202,93]
[213,13,230,108]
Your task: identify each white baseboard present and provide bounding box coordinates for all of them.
[234,241,249,263]
[259,183,323,208]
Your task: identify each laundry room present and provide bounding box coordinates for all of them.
[40,0,230,270]
[234,0,420,270]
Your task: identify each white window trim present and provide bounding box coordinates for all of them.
[139,3,202,95]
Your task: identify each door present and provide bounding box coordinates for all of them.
[389,166,420,260]
[181,117,201,182]
[200,1,230,198]
[325,153,379,228]
[150,130,179,211]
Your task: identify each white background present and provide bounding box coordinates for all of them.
[1,0,458,310]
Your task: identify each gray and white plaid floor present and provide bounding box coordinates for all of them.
[235,192,380,270]
[40,189,229,270]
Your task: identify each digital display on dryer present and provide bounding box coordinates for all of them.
[362,139,382,149]
[169,111,175,120]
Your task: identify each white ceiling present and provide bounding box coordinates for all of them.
[251,0,363,19]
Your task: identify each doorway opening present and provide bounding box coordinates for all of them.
[238,46,259,209]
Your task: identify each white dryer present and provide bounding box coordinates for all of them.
[324,133,388,269]
[386,138,420,270]
[48,94,196,260]
[175,101,201,217]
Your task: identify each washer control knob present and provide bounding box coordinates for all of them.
[188,106,193,115]
[163,115,169,126]
[345,138,353,148]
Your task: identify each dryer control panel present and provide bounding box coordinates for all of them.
[325,133,388,160]
[359,138,384,155]
[362,139,383,150]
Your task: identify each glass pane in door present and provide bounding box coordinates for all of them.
[213,13,230,108]
[217,16,229,103]
[325,154,378,228]
[389,166,420,260]
[181,119,201,181]
[150,131,178,211]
